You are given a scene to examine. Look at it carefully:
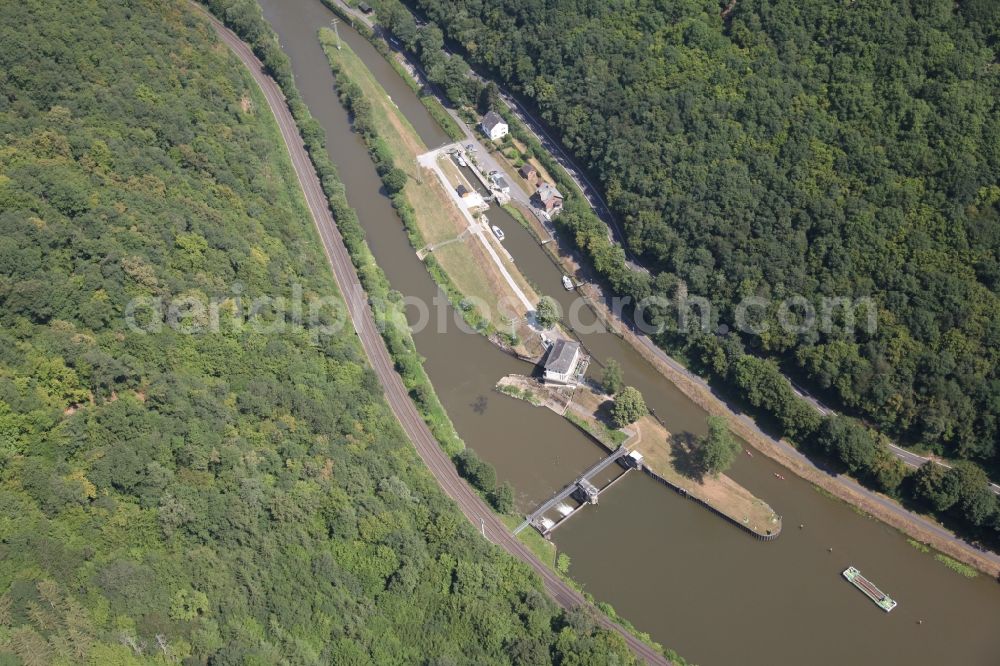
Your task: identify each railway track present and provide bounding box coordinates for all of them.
[194,5,668,663]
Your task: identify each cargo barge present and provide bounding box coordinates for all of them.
[842,566,897,612]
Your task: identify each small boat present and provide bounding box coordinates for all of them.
[774,472,785,480]
[456,155,467,167]
[745,449,753,457]
[562,275,574,290]
[492,225,505,241]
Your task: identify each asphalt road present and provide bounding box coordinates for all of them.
[331,0,1000,498]
[319,0,1000,573]
[196,6,667,664]
[618,311,1000,569]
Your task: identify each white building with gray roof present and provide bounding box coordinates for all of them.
[481,111,509,142]
[543,339,584,386]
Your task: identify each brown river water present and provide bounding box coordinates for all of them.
[257,1,999,663]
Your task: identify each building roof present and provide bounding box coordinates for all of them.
[537,182,563,202]
[519,163,537,177]
[481,111,506,133]
[495,176,510,190]
[456,184,469,197]
[544,339,580,375]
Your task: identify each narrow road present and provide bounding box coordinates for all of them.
[330,0,1000,498]
[789,381,1000,495]
[504,89,1000,496]
[417,144,534,312]
[195,6,667,664]
[314,2,1000,574]
[334,0,642,272]
[616,297,1000,569]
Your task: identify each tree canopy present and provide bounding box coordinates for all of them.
[602,359,624,396]
[0,1,639,662]
[377,0,1000,542]
[611,387,648,429]
[696,416,740,477]
[535,296,560,329]
[400,0,1000,488]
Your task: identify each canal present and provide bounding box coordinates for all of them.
[256,1,1000,663]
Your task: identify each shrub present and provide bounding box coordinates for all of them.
[382,167,408,195]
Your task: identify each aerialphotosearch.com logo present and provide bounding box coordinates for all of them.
[124,282,350,341]
[124,281,878,341]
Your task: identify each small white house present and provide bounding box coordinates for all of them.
[481,111,508,142]
[625,450,644,470]
[543,339,582,386]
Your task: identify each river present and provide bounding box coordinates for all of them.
[256,1,1000,663]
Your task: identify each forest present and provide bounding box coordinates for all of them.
[0,0,638,662]
[374,0,1000,512]
[362,0,1000,539]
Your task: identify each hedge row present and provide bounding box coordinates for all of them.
[201,0,464,455]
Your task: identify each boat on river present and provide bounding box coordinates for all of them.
[842,566,897,612]
[562,275,574,290]
[492,225,505,241]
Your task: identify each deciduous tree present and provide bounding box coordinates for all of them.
[611,386,647,429]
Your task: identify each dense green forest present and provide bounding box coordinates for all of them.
[389,0,1000,467]
[0,1,638,662]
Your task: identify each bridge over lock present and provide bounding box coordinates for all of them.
[514,445,641,538]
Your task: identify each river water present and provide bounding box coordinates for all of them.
[256,1,1000,663]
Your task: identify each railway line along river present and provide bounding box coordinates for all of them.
[258,1,1000,663]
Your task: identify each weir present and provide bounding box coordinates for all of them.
[254,4,1000,664]
[514,445,639,537]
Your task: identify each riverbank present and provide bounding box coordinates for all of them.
[248,3,1000,664]
[197,5,676,663]
[537,238,1000,574]
[319,0,1000,579]
[319,31,552,360]
[498,376,781,540]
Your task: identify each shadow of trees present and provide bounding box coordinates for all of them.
[669,431,704,482]
[593,398,616,428]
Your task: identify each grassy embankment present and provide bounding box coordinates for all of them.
[200,1,465,460]
[319,30,547,358]
[482,57,1000,576]
[312,12,695,659]
[496,514,679,661]
[498,376,781,537]
[906,539,979,578]
[204,5,692,663]
[319,0,466,141]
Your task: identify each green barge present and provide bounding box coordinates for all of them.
[842,566,897,612]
